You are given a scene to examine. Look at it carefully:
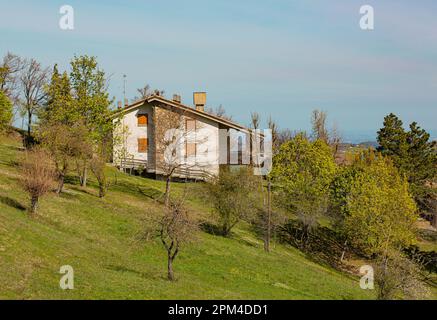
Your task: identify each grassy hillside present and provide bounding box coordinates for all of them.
[0,134,384,299]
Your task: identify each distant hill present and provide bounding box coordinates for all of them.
[357,141,379,148]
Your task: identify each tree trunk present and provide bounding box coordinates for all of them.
[340,240,348,262]
[264,181,272,253]
[81,165,87,187]
[56,165,67,194]
[30,195,38,215]
[98,183,106,198]
[432,213,437,228]
[56,175,65,194]
[222,220,232,237]
[301,224,309,249]
[164,176,171,206]
[27,111,32,138]
[167,255,175,281]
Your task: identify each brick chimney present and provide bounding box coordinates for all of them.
[193,92,206,111]
[173,94,181,103]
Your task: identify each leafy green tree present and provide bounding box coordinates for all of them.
[344,152,418,256]
[38,65,88,194]
[69,55,114,188]
[270,134,336,246]
[207,167,259,237]
[70,55,113,136]
[0,90,13,133]
[40,64,76,125]
[377,113,437,216]
[330,165,361,221]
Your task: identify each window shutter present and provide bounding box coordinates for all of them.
[186,142,196,157]
[138,138,148,153]
[138,114,148,126]
[186,119,196,132]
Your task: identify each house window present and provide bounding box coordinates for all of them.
[186,142,196,158]
[138,138,148,153]
[186,119,196,132]
[137,114,148,126]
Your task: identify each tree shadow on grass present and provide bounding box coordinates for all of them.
[137,186,164,201]
[200,222,225,236]
[66,185,98,197]
[278,220,358,273]
[0,195,26,211]
[418,228,437,243]
[199,222,259,248]
[107,179,165,202]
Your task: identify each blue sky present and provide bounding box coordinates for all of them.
[1,0,436,141]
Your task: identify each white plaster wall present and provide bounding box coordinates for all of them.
[114,103,221,177]
[185,116,220,176]
[113,104,153,164]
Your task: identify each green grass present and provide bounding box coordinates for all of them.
[0,134,379,299]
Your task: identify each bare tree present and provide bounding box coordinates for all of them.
[90,133,112,198]
[250,112,260,131]
[0,52,24,102]
[268,116,280,155]
[159,195,198,281]
[19,59,49,140]
[311,109,342,158]
[330,122,342,160]
[154,106,205,206]
[112,122,133,173]
[375,250,430,300]
[277,128,293,146]
[250,112,281,252]
[311,109,329,143]
[135,84,165,100]
[20,147,56,216]
[38,123,90,194]
[206,104,232,121]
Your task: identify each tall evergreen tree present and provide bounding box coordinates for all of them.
[377,113,437,215]
[377,113,409,166]
[40,64,75,125]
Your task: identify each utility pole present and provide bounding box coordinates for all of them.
[264,180,272,253]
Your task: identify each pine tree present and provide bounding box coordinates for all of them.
[40,64,76,126]
[377,113,437,215]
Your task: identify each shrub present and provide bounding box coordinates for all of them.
[20,147,56,215]
[375,250,430,300]
[0,91,13,134]
[207,167,259,236]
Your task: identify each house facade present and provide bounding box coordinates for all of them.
[113,92,262,180]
